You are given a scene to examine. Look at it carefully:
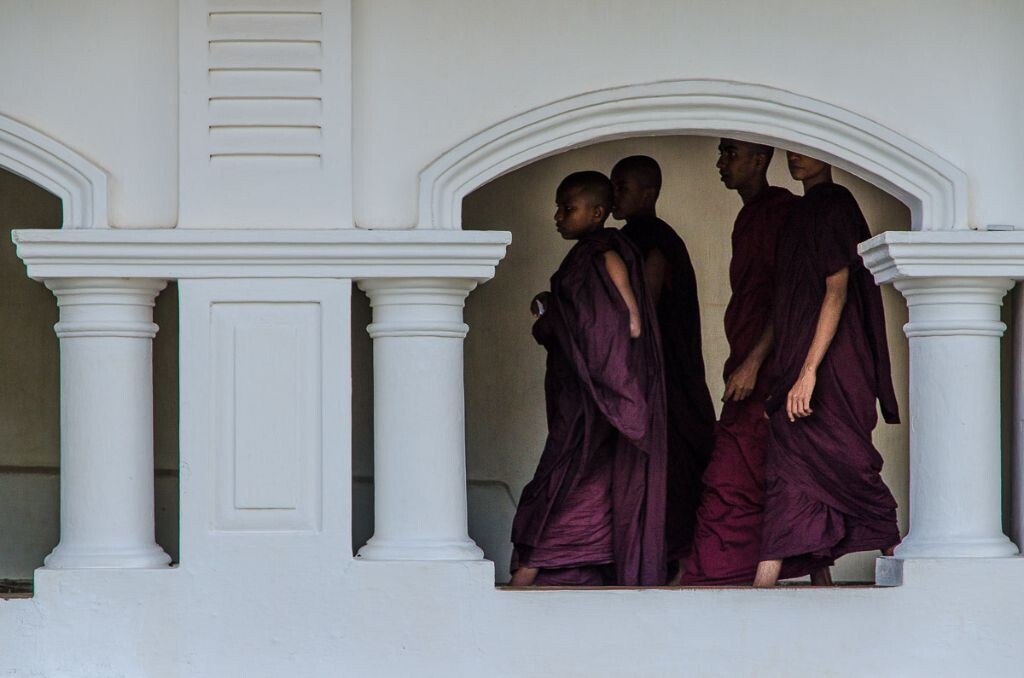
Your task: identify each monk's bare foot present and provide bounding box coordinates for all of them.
[510,566,539,586]
[752,559,782,588]
[810,566,833,586]
[881,545,896,557]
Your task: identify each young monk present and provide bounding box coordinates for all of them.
[510,171,668,587]
[753,153,900,587]
[611,155,716,574]
[676,139,797,585]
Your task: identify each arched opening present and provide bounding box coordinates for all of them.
[412,80,971,585]
[463,135,911,583]
[0,167,61,590]
[0,116,178,591]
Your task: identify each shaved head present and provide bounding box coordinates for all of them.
[557,171,614,211]
[611,155,662,193]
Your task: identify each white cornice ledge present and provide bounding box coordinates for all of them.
[859,231,1024,284]
[12,229,512,281]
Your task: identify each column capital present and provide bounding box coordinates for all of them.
[894,276,1013,338]
[45,277,168,339]
[358,278,479,340]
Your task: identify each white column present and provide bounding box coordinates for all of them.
[895,276,1018,558]
[356,278,484,561]
[43,278,171,569]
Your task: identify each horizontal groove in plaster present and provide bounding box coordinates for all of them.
[208,12,323,17]
[209,152,321,159]
[208,39,322,46]
[208,67,322,74]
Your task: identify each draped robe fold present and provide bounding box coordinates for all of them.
[511,228,669,586]
[679,186,796,585]
[621,217,715,562]
[762,182,900,575]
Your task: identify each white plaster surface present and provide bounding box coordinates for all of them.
[0,559,1023,677]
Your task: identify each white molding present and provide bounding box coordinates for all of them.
[418,79,967,232]
[0,112,109,229]
[12,228,511,280]
[859,231,1024,283]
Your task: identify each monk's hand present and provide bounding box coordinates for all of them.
[723,359,759,402]
[628,312,642,339]
[530,292,551,318]
[786,369,816,422]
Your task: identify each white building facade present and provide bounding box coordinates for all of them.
[1,1,1023,676]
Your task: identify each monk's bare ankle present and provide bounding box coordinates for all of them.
[510,566,539,586]
[752,560,782,587]
[810,566,833,586]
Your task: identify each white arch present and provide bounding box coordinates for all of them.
[0,112,108,229]
[418,80,967,232]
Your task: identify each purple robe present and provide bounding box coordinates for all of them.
[511,227,668,586]
[621,216,715,562]
[680,186,796,585]
[762,182,900,575]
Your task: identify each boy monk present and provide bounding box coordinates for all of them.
[677,139,797,585]
[510,171,668,587]
[611,155,715,573]
[753,153,900,587]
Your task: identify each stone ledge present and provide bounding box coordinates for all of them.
[11,229,512,282]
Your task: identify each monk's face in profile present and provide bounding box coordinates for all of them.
[717,139,766,191]
[610,168,655,221]
[555,187,605,240]
[787,152,830,183]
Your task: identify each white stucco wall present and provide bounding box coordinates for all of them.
[352,0,1023,232]
[0,0,177,227]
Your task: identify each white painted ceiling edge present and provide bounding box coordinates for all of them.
[418,79,968,233]
[0,112,108,230]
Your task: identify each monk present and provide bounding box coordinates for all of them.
[676,139,797,585]
[611,155,716,574]
[510,170,668,587]
[753,153,901,587]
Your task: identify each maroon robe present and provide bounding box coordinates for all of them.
[511,227,668,586]
[621,216,715,562]
[762,182,900,575]
[680,186,796,585]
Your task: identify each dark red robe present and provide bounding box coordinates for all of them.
[762,182,900,576]
[511,227,668,586]
[621,216,715,563]
[679,186,796,585]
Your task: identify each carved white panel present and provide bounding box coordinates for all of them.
[212,302,320,530]
[179,0,352,228]
[178,279,351,562]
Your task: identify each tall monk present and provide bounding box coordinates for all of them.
[612,155,716,573]
[677,139,796,585]
[753,154,901,587]
[510,171,668,587]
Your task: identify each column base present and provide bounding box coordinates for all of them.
[894,533,1019,559]
[43,542,172,569]
[876,554,1024,587]
[356,536,485,561]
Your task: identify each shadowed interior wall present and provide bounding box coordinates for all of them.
[461,135,913,583]
[0,168,180,578]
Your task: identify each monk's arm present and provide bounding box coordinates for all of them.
[787,267,848,422]
[603,250,642,338]
[643,249,669,307]
[723,323,774,402]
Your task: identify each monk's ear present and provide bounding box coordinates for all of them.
[593,205,608,221]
